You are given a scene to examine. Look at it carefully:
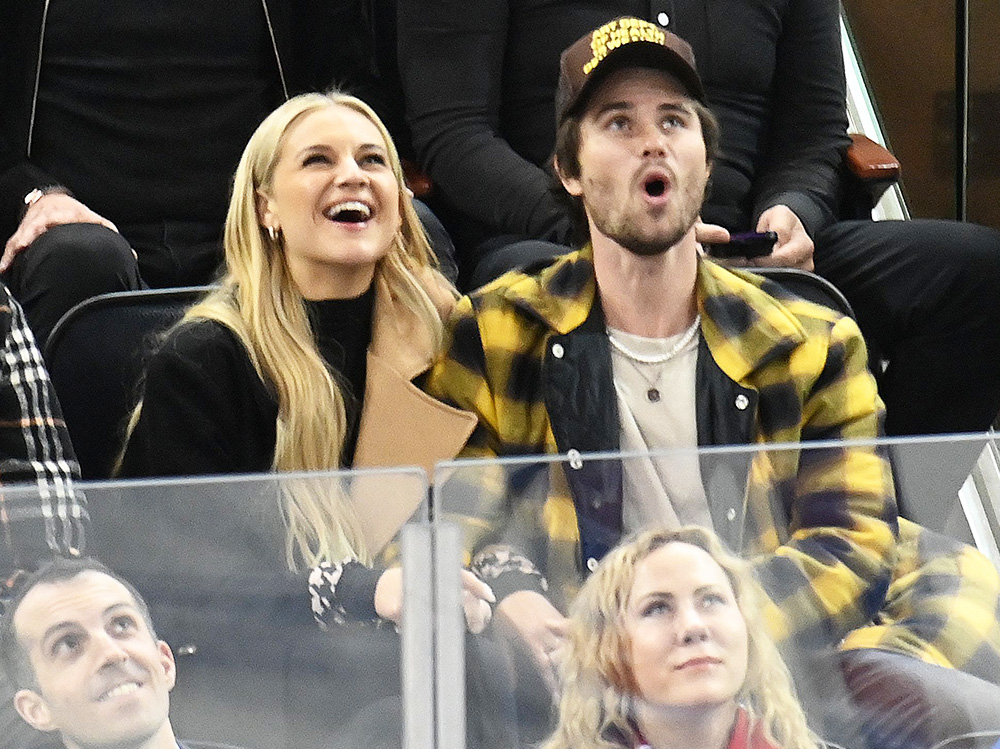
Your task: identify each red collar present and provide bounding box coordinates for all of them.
[634,707,778,749]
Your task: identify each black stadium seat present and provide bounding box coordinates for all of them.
[44,287,208,479]
[750,266,856,319]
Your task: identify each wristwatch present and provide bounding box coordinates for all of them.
[20,185,69,220]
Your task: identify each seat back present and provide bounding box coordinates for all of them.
[749,267,856,319]
[44,287,208,479]
[749,266,888,375]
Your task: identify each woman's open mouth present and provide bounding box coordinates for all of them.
[323,200,373,224]
[676,656,723,671]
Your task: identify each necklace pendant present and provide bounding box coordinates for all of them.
[647,388,661,403]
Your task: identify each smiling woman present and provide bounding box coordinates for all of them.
[543,526,818,749]
[256,104,402,301]
[116,91,483,629]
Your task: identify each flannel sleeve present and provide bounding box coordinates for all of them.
[424,295,503,459]
[0,287,87,575]
[749,313,897,650]
[424,295,551,599]
[841,518,1000,676]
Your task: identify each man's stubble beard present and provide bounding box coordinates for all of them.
[586,173,709,258]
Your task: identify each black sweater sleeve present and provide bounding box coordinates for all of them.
[749,0,850,237]
[119,319,277,478]
[397,0,573,245]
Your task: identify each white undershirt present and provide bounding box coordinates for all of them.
[607,326,710,533]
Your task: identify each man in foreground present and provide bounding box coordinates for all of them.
[0,558,179,749]
[427,19,1000,747]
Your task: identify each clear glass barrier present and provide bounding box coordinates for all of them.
[0,467,429,749]
[433,435,1000,749]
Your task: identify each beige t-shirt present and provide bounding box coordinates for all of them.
[607,325,710,534]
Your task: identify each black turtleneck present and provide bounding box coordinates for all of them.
[306,284,376,467]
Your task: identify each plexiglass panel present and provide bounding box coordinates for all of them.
[433,435,1000,749]
[0,467,428,749]
[4,437,1000,749]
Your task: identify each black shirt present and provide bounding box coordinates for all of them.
[34,0,273,226]
[308,285,375,467]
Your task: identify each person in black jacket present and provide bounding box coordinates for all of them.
[397,0,1000,437]
[115,91,497,749]
[0,0,382,346]
[118,85,490,627]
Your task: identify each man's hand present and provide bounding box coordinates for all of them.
[496,589,569,692]
[2,193,118,272]
[695,220,730,251]
[374,568,496,633]
[752,204,814,271]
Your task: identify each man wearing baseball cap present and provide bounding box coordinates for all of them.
[427,18,1000,747]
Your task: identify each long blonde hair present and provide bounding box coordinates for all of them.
[128,92,449,568]
[544,526,817,749]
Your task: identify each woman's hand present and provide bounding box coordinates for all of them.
[374,567,496,633]
[374,567,404,624]
[461,570,495,634]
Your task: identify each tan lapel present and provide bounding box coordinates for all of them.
[351,274,477,553]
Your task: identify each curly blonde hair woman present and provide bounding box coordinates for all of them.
[119,91,488,627]
[544,526,818,749]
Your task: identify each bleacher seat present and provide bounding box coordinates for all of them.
[750,267,856,319]
[44,287,208,479]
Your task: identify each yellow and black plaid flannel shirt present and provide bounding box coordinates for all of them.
[426,246,1000,676]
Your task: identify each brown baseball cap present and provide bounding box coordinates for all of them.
[555,17,705,124]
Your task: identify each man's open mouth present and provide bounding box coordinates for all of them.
[323,201,373,223]
[644,176,667,197]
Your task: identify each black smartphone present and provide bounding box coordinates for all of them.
[706,231,778,259]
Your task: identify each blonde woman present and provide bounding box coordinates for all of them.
[545,526,818,749]
[119,91,490,628]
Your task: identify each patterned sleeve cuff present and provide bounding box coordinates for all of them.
[470,546,548,604]
[308,560,384,628]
